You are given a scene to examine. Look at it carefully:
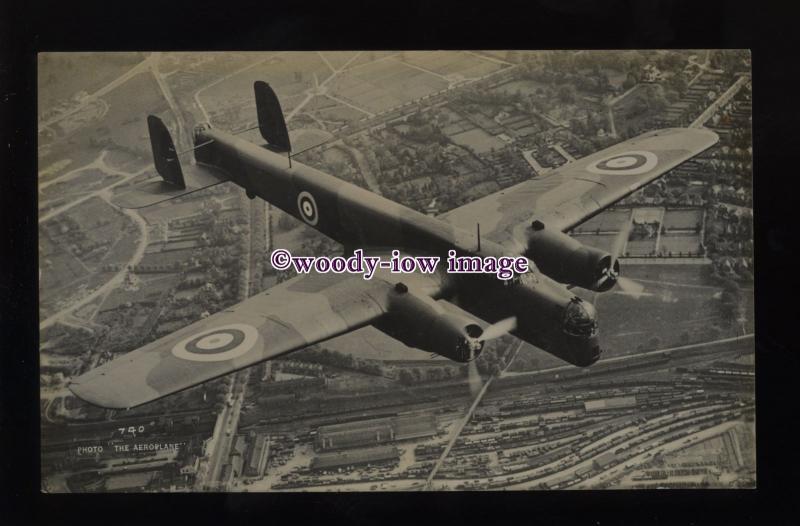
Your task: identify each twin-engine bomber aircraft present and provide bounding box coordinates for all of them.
[67,81,718,409]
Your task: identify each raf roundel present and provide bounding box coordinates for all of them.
[297,190,319,226]
[586,150,658,175]
[171,323,259,362]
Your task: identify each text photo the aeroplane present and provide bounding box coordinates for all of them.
[67,81,718,409]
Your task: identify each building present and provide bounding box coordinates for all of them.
[220,464,234,487]
[394,412,438,440]
[180,454,200,476]
[245,434,270,477]
[592,451,620,470]
[315,413,438,451]
[316,419,395,451]
[103,471,156,492]
[230,454,244,478]
[584,396,637,412]
[310,446,400,472]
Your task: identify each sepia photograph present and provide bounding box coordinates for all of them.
[37,50,754,493]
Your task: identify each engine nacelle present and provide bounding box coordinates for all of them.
[524,220,619,292]
[379,286,484,363]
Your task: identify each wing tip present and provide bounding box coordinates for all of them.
[663,126,720,142]
[68,380,136,410]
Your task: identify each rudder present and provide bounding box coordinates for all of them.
[254,81,291,153]
[147,115,186,189]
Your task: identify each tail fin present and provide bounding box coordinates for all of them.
[147,115,186,189]
[254,81,291,153]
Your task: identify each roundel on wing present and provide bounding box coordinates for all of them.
[586,150,658,175]
[296,191,319,226]
[171,323,259,362]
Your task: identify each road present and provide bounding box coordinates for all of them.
[502,333,754,380]
[38,154,150,223]
[521,149,549,175]
[551,143,576,163]
[205,379,248,488]
[39,150,107,191]
[197,189,263,490]
[690,74,750,128]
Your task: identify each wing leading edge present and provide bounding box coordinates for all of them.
[68,272,393,409]
[442,127,719,246]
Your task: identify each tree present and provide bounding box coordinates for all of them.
[398,369,414,385]
[557,85,577,104]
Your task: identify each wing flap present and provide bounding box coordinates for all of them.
[69,273,391,409]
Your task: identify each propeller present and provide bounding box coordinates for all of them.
[592,219,646,299]
[466,316,517,397]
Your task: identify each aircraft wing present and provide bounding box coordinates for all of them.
[68,273,394,409]
[441,127,718,247]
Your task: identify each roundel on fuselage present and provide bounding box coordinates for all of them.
[296,191,319,226]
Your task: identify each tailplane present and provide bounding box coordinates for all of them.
[254,81,291,153]
[110,115,228,209]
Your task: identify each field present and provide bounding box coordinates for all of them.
[39,231,90,293]
[663,209,704,230]
[99,72,171,158]
[625,238,658,256]
[572,233,618,253]
[319,52,361,70]
[400,51,505,79]
[99,274,180,313]
[659,235,702,255]
[40,169,123,201]
[573,209,632,233]
[198,52,333,126]
[493,79,549,98]
[137,198,207,223]
[592,264,754,355]
[38,52,146,114]
[38,69,170,183]
[39,196,140,317]
[290,128,335,153]
[139,248,197,268]
[328,59,449,114]
[448,128,506,154]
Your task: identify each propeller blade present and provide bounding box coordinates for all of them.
[480,316,517,342]
[610,219,633,263]
[468,350,482,396]
[616,276,646,298]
